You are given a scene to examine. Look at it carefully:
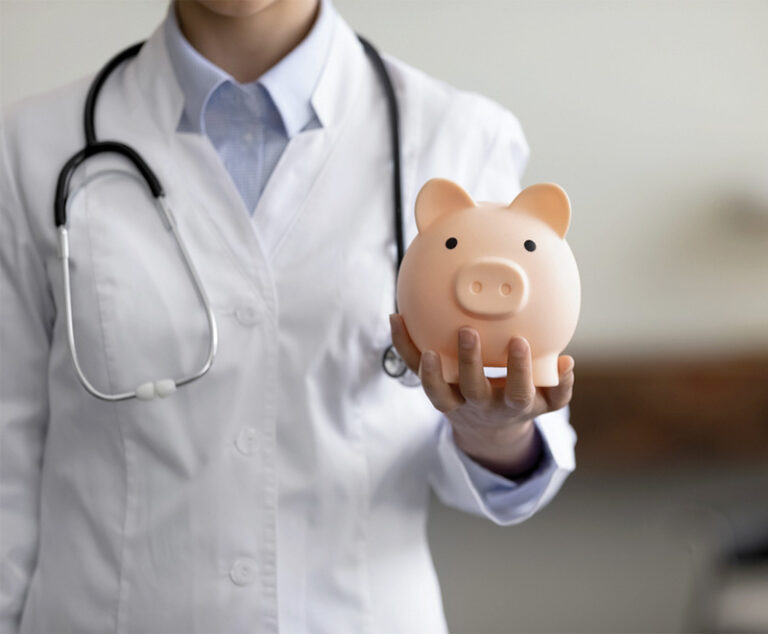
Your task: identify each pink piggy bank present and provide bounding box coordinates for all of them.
[396,178,580,387]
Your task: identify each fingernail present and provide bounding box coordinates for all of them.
[459,328,475,349]
[509,338,527,357]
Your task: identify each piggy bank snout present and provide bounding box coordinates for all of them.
[454,257,529,318]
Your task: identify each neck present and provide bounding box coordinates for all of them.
[175,0,320,84]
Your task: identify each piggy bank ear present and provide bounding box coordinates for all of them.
[509,183,571,238]
[415,178,476,232]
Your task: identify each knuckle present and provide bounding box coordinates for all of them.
[505,393,533,413]
[552,388,574,410]
[426,394,449,413]
[459,382,483,403]
[509,351,529,366]
[458,351,477,367]
[435,400,456,414]
[420,367,438,388]
[420,382,442,406]
[423,388,456,414]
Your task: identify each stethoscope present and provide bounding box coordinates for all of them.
[55,34,419,402]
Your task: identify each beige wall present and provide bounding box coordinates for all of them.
[2,0,767,360]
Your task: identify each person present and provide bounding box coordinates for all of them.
[0,0,577,632]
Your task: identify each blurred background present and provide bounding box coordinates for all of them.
[2,1,767,632]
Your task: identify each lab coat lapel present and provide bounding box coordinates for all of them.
[130,16,369,277]
[130,23,270,285]
[249,18,368,261]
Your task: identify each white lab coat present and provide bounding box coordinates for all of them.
[0,12,576,634]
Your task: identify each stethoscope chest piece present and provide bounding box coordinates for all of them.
[382,344,421,387]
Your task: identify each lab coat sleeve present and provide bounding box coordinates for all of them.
[429,407,575,525]
[468,99,530,203]
[0,123,54,633]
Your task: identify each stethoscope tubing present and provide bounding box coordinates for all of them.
[358,37,420,386]
[358,36,405,276]
[83,41,145,146]
[54,141,164,227]
[57,169,219,401]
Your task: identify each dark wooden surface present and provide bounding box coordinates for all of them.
[568,355,768,468]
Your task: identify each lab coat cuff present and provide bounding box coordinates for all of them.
[438,407,576,526]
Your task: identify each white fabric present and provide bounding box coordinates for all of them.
[0,12,576,634]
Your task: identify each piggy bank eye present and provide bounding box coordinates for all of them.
[445,237,458,249]
[524,239,537,252]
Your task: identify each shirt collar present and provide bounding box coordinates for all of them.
[163,0,336,138]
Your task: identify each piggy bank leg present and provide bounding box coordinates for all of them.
[532,355,560,387]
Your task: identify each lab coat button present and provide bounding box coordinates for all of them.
[229,558,257,586]
[235,305,260,327]
[235,427,258,455]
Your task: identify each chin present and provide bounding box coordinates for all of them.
[195,0,281,18]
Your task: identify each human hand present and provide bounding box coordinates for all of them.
[389,314,575,478]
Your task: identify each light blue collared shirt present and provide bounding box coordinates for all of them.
[163,0,336,215]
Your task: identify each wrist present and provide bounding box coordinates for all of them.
[452,418,542,478]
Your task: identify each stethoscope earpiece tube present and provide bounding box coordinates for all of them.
[357,35,405,293]
[83,41,144,146]
[358,37,418,387]
[55,141,165,227]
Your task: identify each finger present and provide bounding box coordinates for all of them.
[419,350,464,413]
[504,337,536,414]
[559,355,575,375]
[541,355,575,411]
[456,327,492,404]
[389,313,421,374]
